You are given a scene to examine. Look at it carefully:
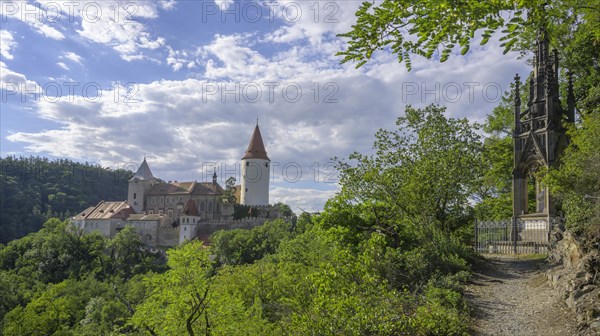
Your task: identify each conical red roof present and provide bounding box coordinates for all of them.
[242,124,270,161]
[182,199,199,216]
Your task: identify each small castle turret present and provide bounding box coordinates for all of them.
[240,123,270,206]
[127,158,157,213]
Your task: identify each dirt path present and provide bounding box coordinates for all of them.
[466,255,579,336]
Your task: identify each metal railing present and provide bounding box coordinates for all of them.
[474,217,564,255]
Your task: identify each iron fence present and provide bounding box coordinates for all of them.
[474,217,564,255]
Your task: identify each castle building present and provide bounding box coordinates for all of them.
[512,30,575,220]
[72,123,272,247]
[129,165,232,225]
[240,123,270,206]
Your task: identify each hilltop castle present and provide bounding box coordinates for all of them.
[72,123,272,247]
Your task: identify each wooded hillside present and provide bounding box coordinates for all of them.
[0,156,131,244]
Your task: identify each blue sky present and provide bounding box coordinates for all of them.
[0,0,532,212]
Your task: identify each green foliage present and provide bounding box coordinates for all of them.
[100,226,166,281]
[131,242,213,335]
[233,204,257,219]
[335,104,483,237]
[2,2,600,334]
[548,111,600,234]
[0,218,166,334]
[338,0,599,70]
[474,83,525,220]
[0,108,485,335]
[2,277,110,336]
[211,219,293,265]
[220,177,237,204]
[0,218,104,283]
[0,156,131,244]
[413,286,470,336]
[272,202,294,217]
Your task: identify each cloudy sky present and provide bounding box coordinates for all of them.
[0,0,532,212]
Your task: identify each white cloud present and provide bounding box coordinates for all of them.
[167,47,197,72]
[0,30,17,60]
[262,1,362,46]
[0,2,65,40]
[201,34,271,79]
[78,13,166,61]
[159,0,177,10]
[56,62,70,70]
[3,4,532,211]
[214,0,235,10]
[24,1,170,61]
[63,52,83,65]
[0,61,41,94]
[270,186,337,213]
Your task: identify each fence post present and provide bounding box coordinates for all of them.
[512,216,518,254]
[474,219,478,253]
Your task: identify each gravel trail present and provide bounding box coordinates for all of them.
[466,256,579,336]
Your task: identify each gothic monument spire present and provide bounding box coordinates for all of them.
[512,29,572,219]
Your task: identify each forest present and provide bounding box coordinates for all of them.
[0,157,132,244]
[1,0,599,334]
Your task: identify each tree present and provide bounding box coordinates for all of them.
[548,111,600,234]
[101,226,163,281]
[2,277,110,336]
[211,219,294,265]
[131,242,213,336]
[272,202,294,217]
[338,0,599,70]
[335,104,483,242]
[221,177,237,205]
[474,81,530,220]
[0,156,131,244]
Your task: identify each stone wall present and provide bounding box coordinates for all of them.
[123,220,160,247]
[194,217,269,242]
[158,226,180,247]
[546,225,600,334]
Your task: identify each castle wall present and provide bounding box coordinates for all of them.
[158,226,180,247]
[123,220,160,247]
[83,219,116,237]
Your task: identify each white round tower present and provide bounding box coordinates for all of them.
[240,123,270,206]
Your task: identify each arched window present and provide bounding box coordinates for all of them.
[208,201,213,212]
[200,201,205,211]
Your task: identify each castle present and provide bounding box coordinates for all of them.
[72,123,273,247]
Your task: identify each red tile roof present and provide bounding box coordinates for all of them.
[182,199,199,216]
[242,124,270,161]
[78,201,135,220]
[147,181,223,196]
